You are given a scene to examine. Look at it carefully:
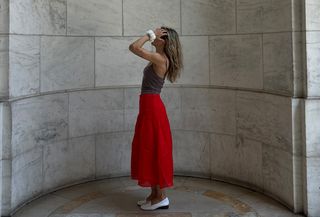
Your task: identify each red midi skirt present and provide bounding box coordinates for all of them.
[131,93,174,189]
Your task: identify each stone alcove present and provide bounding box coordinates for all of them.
[0,0,319,216]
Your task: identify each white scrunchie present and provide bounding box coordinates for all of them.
[146,29,156,42]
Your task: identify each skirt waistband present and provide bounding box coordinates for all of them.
[139,93,165,113]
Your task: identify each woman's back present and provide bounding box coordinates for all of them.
[140,62,167,94]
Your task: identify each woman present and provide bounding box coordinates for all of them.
[129,26,183,210]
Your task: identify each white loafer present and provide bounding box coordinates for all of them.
[140,197,169,210]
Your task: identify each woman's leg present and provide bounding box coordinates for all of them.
[146,186,157,201]
[149,185,167,205]
[155,185,166,198]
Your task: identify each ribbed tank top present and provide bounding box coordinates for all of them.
[140,59,168,94]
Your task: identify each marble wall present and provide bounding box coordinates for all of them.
[303,0,320,216]
[0,102,11,216]
[0,0,318,216]
[0,0,10,215]
[0,0,9,100]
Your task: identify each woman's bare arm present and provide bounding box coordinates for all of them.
[129,28,168,66]
[128,34,163,65]
[129,34,150,50]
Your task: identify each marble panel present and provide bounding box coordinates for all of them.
[11,147,42,209]
[262,144,294,206]
[236,91,292,153]
[304,156,320,216]
[95,37,149,87]
[237,0,292,33]
[69,89,124,138]
[181,88,236,135]
[306,31,320,97]
[210,89,236,135]
[0,104,2,159]
[0,0,9,33]
[10,0,66,34]
[67,0,122,36]
[173,130,210,177]
[292,154,303,212]
[41,36,94,92]
[177,36,209,85]
[305,99,320,157]
[0,102,10,160]
[11,93,68,157]
[0,36,8,98]
[43,136,95,191]
[124,88,140,131]
[182,0,235,35]
[292,0,303,31]
[305,0,320,31]
[123,0,180,36]
[210,34,263,89]
[9,35,40,97]
[96,131,132,177]
[292,31,304,97]
[161,87,183,130]
[292,98,303,156]
[263,32,293,94]
[210,133,263,188]
[0,159,11,214]
[181,88,213,132]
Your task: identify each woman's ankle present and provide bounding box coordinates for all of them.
[155,193,166,199]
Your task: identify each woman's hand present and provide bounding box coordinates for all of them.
[154,28,168,39]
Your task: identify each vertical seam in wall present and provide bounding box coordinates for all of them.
[208,131,211,179]
[94,37,96,88]
[290,0,294,95]
[234,89,238,176]
[235,0,237,33]
[8,103,12,209]
[301,98,307,208]
[180,0,182,35]
[41,139,44,191]
[66,94,70,181]
[261,33,264,90]
[123,88,125,133]
[291,30,294,95]
[67,93,69,143]
[212,36,215,85]
[208,36,210,85]
[302,0,308,97]
[94,134,96,178]
[39,36,41,92]
[66,0,67,35]
[291,0,294,31]
[180,87,182,129]
[122,0,124,36]
[304,30,308,97]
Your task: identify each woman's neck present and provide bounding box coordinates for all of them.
[155,46,165,55]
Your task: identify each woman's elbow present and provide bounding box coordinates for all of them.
[129,44,136,52]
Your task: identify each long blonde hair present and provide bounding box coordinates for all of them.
[161,26,183,83]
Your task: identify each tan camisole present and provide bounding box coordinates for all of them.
[140,58,168,94]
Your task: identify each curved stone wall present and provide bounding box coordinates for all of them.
[0,0,315,216]
[9,86,303,214]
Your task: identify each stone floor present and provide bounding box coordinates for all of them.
[11,176,305,217]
